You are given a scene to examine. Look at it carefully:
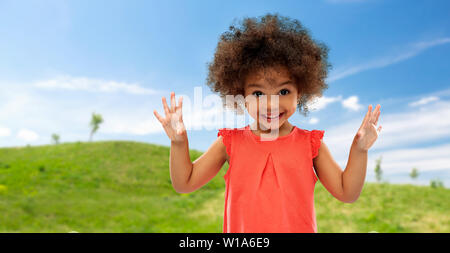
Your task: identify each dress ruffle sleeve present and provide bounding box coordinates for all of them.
[311,130,325,159]
[218,128,233,157]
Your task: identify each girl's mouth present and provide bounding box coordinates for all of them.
[261,112,284,122]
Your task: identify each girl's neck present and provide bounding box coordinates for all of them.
[250,121,294,138]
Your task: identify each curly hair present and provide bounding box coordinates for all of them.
[205,13,332,116]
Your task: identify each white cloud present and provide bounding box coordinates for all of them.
[307,95,342,111]
[306,95,364,112]
[409,96,439,107]
[33,75,160,95]
[17,129,39,142]
[0,90,33,119]
[0,127,11,137]
[369,143,450,174]
[431,87,450,97]
[102,114,162,135]
[327,37,450,82]
[309,117,319,124]
[341,95,363,111]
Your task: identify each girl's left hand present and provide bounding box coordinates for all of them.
[354,104,382,152]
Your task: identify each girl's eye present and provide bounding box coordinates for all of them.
[280,89,290,96]
[252,91,263,97]
[252,90,290,97]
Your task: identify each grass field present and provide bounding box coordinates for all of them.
[0,141,448,232]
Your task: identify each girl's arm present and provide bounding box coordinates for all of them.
[313,104,382,203]
[170,135,227,194]
[178,136,228,193]
[154,91,227,194]
[313,138,368,203]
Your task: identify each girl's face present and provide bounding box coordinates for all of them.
[243,65,300,132]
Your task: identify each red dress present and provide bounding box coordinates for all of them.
[217,124,324,233]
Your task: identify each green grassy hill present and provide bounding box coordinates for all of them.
[0,141,448,232]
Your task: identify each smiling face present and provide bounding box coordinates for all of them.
[243,64,300,134]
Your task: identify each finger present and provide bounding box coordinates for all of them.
[162,97,170,117]
[178,96,183,110]
[369,104,377,124]
[371,104,380,124]
[377,125,382,133]
[375,107,381,125]
[175,96,183,112]
[170,92,176,113]
[361,104,372,127]
[176,96,184,122]
[153,109,164,123]
[162,96,170,117]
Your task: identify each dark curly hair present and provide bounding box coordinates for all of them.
[205,13,332,116]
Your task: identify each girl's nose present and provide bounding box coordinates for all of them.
[258,95,280,113]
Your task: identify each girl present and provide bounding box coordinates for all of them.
[153,13,382,233]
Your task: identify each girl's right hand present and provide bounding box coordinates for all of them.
[153,91,187,143]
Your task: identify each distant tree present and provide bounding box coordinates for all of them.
[430,178,444,188]
[51,133,60,145]
[374,156,383,183]
[89,112,103,142]
[410,167,419,181]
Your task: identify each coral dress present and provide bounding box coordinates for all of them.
[217,124,324,233]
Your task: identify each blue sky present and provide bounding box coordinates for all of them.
[1,0,450,186]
